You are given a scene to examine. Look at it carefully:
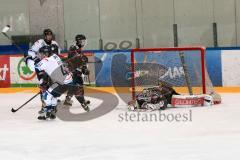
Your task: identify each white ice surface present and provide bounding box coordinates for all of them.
[0,93,240,160]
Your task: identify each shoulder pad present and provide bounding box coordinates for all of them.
[31,39,45,52]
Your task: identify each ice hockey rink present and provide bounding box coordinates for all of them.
[0,89,240,160]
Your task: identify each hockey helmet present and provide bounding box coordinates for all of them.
[75,34,87,48]
[43,29,53,36]
[39,46,51,58]
[43,28,53,44]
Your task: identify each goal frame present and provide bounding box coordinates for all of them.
[130,47,206,100]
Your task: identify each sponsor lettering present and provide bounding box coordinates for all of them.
[0,64,9,81]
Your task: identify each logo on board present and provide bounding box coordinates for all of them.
[17,58,36,80]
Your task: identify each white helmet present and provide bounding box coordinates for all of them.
[204,95,213,106]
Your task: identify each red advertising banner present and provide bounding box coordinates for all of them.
[0,55,10,87]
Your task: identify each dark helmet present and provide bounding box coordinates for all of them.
[75,34,87,48]
[43,28,53,36]
[75,34,86,41]
[39,46,51,57]
[43,29,53,44]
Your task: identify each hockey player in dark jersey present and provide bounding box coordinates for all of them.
[63,34,90,107]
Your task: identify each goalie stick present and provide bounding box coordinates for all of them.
[11,92,40,113]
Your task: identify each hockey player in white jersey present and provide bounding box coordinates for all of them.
[35,46,90,120]
[25,28,61,72]
[25,29,61,113]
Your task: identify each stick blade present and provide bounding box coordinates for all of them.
[11,108,17,113]
[2,25,10,33]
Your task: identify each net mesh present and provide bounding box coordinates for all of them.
[130,48,219,102]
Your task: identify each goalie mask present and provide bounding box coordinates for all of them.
[75,34,87,48]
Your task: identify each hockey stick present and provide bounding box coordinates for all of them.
[11,92,41,113]
[87,74,91,85]
[86,65,91,86]
[64,53,107,86]
[1,25,26,54]
[85,52,107,63]
[85,53,106,85]
[1,25,40,112]
[179,52,193,95]
[78,52,107,63]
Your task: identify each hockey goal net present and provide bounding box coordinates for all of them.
[130,47,221,103]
